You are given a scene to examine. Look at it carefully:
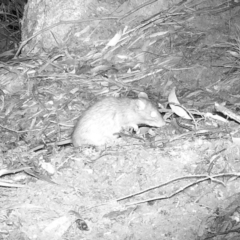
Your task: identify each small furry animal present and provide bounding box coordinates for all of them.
[72,93,165,146]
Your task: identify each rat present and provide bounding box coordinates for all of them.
[72,92,165,146]
[31,92,165,151]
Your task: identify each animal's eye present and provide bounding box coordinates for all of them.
[151,111,157,118]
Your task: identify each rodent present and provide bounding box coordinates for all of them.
[31,93,165,151]
[72,92,165,146]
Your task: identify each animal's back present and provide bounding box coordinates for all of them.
[72,97,125,146]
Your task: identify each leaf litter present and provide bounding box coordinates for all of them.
[1,0,240,239]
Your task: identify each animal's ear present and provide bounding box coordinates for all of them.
[138,92,148,99]
[136,98,146,110]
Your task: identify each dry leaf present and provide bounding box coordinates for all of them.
[227,50,240,58]
[107,30,122,47]
[38,215,74,240]
[168,87,191,120]
[149,31,168,38]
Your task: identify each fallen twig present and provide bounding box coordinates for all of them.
[117,173,240,205]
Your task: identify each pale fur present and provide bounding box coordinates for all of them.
[72,97,165,147]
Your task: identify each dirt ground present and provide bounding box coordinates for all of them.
[1,1,240,240]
